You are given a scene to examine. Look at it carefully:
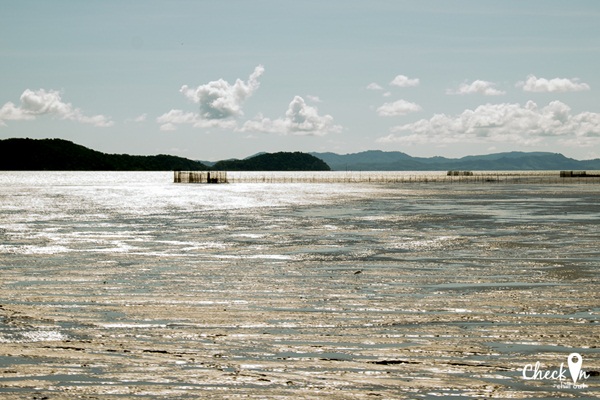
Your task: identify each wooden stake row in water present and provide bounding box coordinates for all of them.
[174,171,228,183]
[174,171,600,184]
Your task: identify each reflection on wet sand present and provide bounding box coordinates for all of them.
[0,172,598,398]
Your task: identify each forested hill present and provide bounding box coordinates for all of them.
[0,138,208,171]
[212,152,331,171]
[0,138,330,171]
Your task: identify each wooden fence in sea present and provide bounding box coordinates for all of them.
[174,171,228,183]
[174,170,600,184]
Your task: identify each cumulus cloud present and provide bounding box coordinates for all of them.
[240,96,342,136]
[447,80,505,96]
[133,113,147,122]
[377,100,600,146]
[180,65,264,119]
[156,110,199,131]
[158,66,339,135]
[376,100,422,117]
[366,82,384,91]
[0,89,113,127]
[517,75,590,93]
[0,102,34,124]
[156,109,237,131]
[157,65,264,131]
[390,75,420,87]
[125,113,148,124]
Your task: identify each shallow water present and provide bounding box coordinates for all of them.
[0,171,598,398]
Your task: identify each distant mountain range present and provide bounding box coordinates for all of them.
[1,138,598,171]
[310,150,600,171]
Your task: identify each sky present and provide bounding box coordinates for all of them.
[1,1,600,161]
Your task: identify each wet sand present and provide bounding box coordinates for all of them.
[0,174,598,398]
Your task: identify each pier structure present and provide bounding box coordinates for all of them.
[447,171,474,176]
[173,170,600,184]
[559,170,600,178]
[173,171,228,183]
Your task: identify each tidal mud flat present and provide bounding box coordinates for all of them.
[0,172,598,398]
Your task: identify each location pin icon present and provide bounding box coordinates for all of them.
[568,353,583,384]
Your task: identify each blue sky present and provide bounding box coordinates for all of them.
[1,1,599,161]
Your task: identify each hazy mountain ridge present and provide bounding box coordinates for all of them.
[310,150,600,171]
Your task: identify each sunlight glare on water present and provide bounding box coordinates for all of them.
[0,171,598,398]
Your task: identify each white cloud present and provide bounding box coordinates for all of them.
[159,122,177,132]
[133,113,147,122]
[0,89,113,127]
[157,109,199,127]
[156,109,237,131]
[390,75,420,87]
[367,82,384,91]
[179,65,264,119]
[447,80,505,96]
[157,66,339,135]
[125,113,148,124]
[241,96,342,136]
[0,102,34,125]
[377,100,600,147]
[157,65,264,131]
[517,75,590,93]
[376,100,422,117]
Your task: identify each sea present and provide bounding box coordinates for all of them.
[0,171,598,399]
